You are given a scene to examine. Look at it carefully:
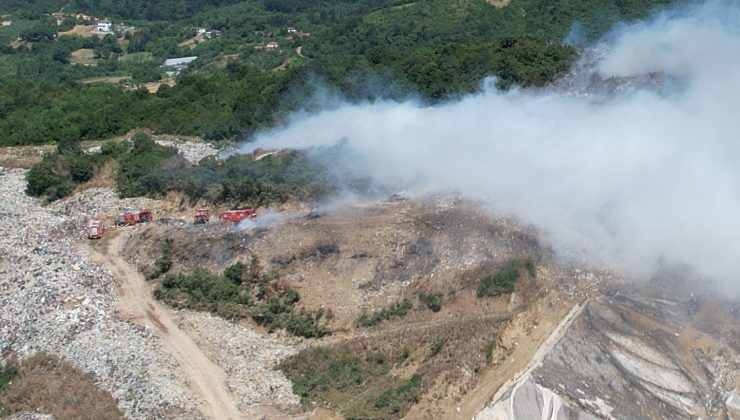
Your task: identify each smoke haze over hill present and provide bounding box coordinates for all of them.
[243,0,740,293]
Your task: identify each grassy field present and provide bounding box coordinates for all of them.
[58,25,98,38]
[69,48,97,66]
[80,75,131,84]
[118,51,153,64]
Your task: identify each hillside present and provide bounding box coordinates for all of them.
[2,161,735,418]
[2,0,738,419]
[0,0,681,146]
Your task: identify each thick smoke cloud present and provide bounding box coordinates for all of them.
[243,0,740,292]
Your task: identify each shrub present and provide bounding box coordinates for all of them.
[25,153,76,201]
[116,133,183,198]
[477,258,535,298]
[483,340,498,364]
[223,262,245,285]
[375,375,421,413]
[0,364,18,391]
[154,268,246,319]
[26,140,108,201]
[68,154,95,183]
[251,289,327,338]
[286,309,327,338]
[100,140,128,157]
[418,292,442,312]
[145,239,173,280]
[280,346,420,418]
[154,263,329,337]
[430,336,444,357]
[358,299,413,327]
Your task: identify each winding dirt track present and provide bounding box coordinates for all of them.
[88,232,242,420]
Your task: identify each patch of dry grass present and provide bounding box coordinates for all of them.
[0,353,124,420]
[69,48,97,66]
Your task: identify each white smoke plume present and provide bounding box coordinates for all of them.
[242,0,740,292]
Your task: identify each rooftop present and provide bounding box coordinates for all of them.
[162,56,198,67]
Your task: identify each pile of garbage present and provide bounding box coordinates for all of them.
[0,168,202,419]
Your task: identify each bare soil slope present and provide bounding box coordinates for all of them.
[123,198,605,417]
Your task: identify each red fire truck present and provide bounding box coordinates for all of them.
[219,208,257,223]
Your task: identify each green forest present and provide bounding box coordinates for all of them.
[0,0,681,148]
[3,0,685,202]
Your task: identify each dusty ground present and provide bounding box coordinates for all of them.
[487,0,511,7]
[123,197,610,418]
[144,78,176,93]
[86,232,242,420]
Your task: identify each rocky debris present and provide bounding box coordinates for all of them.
[155,140,218,164]
[174,311,301,412]
[476,294,739,419]
[85,138,217,164]
[49,187,159,219]
[0,167,203,419]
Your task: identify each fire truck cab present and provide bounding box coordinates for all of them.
[193,208,210,224]
[87,218,105,239]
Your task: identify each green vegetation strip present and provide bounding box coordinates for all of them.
[26,132,333,203]
[357,298,412,327]
[477,257,535,298]
[280,346,421,418]
[153,260,329,338]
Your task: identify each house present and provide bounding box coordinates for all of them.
[96,19,112,32]
[265,41,279,50]
[0,21,11,27]
[286,27,297,34]
[195,27,206,36]
[204,29,222,39]
[74,13,93,22]
[161,56,198,74]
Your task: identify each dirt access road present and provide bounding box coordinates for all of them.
[87,231,242,420]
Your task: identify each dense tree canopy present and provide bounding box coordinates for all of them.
[1,0,682,150]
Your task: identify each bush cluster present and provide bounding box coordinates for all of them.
[418,292,442,312]
[144,239,173,280]
[154,260,329,338]
[25,140,102,201]
[280,346,421,418]
[477,257,536,298]
[0,364,18,392]
[357,298,413,327]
